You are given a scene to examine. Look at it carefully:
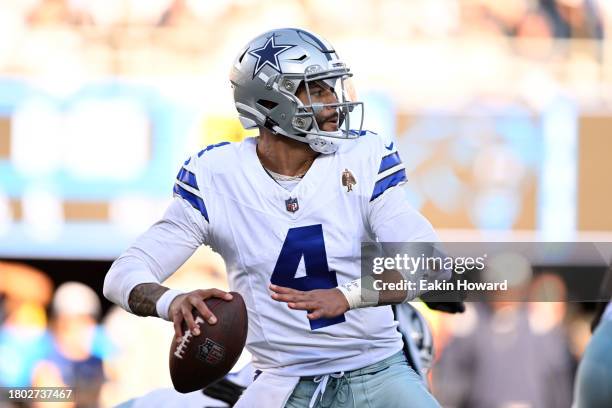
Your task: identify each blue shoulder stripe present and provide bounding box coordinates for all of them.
[173,183,209,222]
[378,152,402,174]
[370,169,407,201]
[177,167,198,190]
[197,141,231,157]
[348,129,377,137]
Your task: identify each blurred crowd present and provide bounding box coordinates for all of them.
[0,0,610,78]
[0,249,228,407]
[428,271,590,408]
[4,0,608,40]
[0,262,107,407]
[0,255,597,408]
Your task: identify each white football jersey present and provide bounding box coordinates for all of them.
[105,132,438,377]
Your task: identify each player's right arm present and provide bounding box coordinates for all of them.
[103,156,231,339]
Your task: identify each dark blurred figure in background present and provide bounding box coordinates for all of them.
[539,0,603,39]
[31,282,106,408]
[432,265,575,408]
[433,303,575,407]
[477,0,604,39]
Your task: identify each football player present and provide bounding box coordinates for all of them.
[104,28,449,407]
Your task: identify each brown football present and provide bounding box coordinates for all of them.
[169,292,248,393]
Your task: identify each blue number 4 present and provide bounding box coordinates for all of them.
[271,224,346,330]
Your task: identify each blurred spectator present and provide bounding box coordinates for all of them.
[595,0,612,40]
[513,9,557,59]
[158,0,200,27]
[481,0,531,36]
[0,262,53,387]
[433,301,575,408]
[458,0,507,37]
[433,267,574,408]
[516,10,555,39]
[26,0,93,26]
[31,282,106,408]
[527,273,568,334]
[539,0,603,39]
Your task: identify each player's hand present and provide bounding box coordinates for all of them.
[169,289,233,341]
[269,284,349,319]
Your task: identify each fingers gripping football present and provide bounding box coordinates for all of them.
[170,289,233,340]
[169,291,248,393]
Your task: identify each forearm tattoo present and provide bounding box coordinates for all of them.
[128,283,169,317]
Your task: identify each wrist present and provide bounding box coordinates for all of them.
[334,288,351,312]
[337,278,378,310]
[156,289,184,321]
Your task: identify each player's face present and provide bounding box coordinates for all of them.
[297,80,339,132]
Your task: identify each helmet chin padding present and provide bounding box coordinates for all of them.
[267,116,338,154]
[306,135,338,154]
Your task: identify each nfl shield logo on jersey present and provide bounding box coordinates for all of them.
[285,197,299,213]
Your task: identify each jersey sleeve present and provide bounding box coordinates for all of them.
[103,155,211,313]
[369,186,438,242]
[365,133,434,241]
[369,137,407,203]
[173,155,211,224]
[368,180,452,302]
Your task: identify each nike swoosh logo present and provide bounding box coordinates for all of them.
[385,142,394,151]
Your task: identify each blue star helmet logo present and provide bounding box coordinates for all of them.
[249,35,295,79]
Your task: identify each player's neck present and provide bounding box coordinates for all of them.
[256,129,319,177]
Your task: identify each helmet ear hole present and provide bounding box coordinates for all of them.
[256,99,278,109]
[256,99,279,111]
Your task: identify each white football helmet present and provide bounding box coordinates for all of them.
[230,28,364,154]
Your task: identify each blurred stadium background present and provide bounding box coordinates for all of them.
[0,0,611,406]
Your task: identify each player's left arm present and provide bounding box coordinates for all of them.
[368,187,464,313]
[269,272,408,319]
[271,137,456,318]
[270,183,456,319]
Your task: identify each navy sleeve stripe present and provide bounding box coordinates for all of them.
[177,167,198,190]
[173,183,209,222]
[378,152,402,174]
[370,169,407,202]
[197,141,231,157]
[348,129,377,136]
